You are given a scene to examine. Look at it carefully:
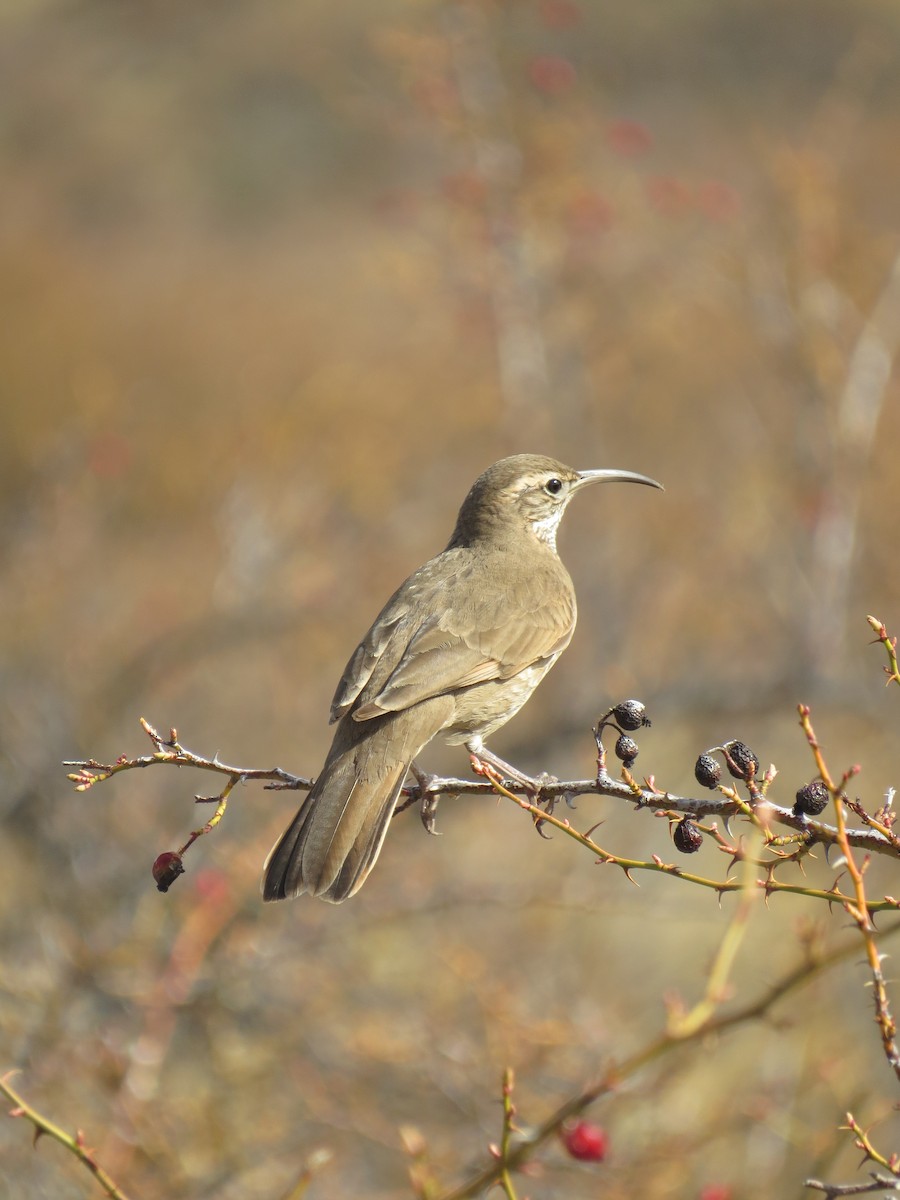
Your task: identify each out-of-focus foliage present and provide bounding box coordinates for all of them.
[2,1,900,1196]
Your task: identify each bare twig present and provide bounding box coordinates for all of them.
[65,716,310,794]
[808,1107,900,1196]
[0,1072,134,1200]
[445,0,550,423]
[432,922,900,1200]
[805,1176,900,1197]
[66,721,900,882]
[494,1069,520,1200]
[843,1112,900,1179]
[869,615,900,689]
[468,769,900,914]
[799,706,900,1080]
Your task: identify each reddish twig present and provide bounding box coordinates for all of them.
[798,705,900,1080]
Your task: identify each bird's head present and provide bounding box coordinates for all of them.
[449,454,663,551]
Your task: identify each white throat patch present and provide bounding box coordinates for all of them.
[530,508,565,549]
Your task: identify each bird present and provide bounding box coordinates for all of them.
[262,453,662,903]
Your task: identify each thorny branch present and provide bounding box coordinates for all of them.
[429,922,900,1200]
[0,1072,133,1200]
[806,1110,900,1195]
[806,1178,900,1197]
[798,704,900,1081]
[65,703,900,901]
[42,615,900,1197]
[869,615,900,688]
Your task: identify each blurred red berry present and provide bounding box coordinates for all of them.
[646,175,692,217]
[700,1186,733,1200]
[410,76,458,116]
[538,0,582,28]
[441,172,487,208]
[194,868,231,905]
[87,432,131,479]
[528,55,577,95]
[567,191,614,236]
[695,179,742,222]
[561,1120,609,1162]
[607,118,654,158]
[372,189,419,225]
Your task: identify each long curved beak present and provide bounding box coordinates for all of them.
[574,468,664,491]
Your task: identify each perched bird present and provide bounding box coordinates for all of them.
[263,453,662,903]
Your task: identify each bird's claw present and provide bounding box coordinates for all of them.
[420,791,442,836]
[408,765,443,835]
[531,784,567,838]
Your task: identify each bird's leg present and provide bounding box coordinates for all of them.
[468,747,532,791]
[466,739,555,798]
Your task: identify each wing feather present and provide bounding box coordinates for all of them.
[340,549,576,722]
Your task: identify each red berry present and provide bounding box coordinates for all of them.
[441,172,487,208]
[561,1120,609,1162]
[152,851,184,893]
[567,191,614,237]
[646,175,691,218]
[87,432,132,479]
[527,55,577,96]
[538,0,582,29]
[607,118,654,158]
[695,180,741,222]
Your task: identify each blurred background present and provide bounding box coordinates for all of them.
[3,1,900,1196]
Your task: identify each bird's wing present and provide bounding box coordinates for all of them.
[329,599,412,722]
[339,558,576,722]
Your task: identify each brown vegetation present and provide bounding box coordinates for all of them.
[3,1,900,1197]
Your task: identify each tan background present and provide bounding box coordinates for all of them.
[3,1,900,1196]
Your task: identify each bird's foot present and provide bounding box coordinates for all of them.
[469,751,564,839]
[409,763,443,835]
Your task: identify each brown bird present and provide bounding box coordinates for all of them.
[263,453,662,903]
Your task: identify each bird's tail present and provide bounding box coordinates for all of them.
[262,756,406,903]
[262,702,450,903]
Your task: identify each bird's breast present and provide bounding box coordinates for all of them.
[441,655,562,745]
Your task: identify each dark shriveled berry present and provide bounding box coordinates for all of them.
[152,850,185,892]
[694,754,722,789]
[613,699,649,731]
[614,734,639,768]
[673,818,703,854]
[794,780,829,817]
[724,741,759,781]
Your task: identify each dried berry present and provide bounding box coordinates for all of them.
[793,780,829,817]
[152,850,185,893]
[673,818,703,854]
[694,754,722,789]
[561,1120,609,1162]
[612,699,648,731]
[724,741,759,781]
[614,734,638,768]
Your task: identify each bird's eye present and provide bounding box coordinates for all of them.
[544,477,564,496]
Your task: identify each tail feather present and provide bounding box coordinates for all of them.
[262,698,454,903]
[262,761,406,903]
